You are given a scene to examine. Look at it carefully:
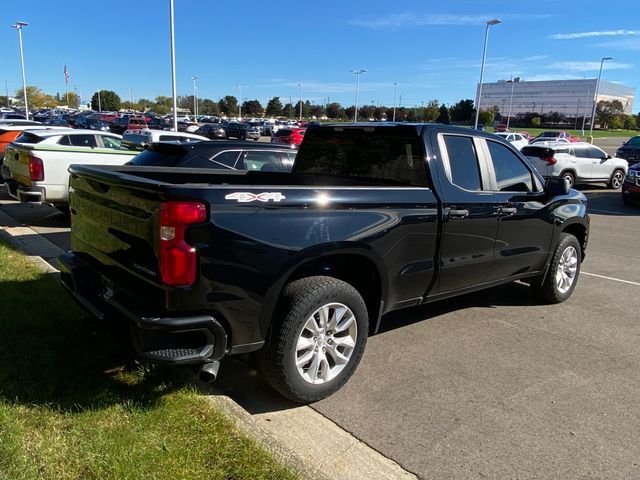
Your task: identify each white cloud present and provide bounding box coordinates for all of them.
[350,12,552,29]
[549,29,640,40]
[548,61,632,72]
[594,38,640,50]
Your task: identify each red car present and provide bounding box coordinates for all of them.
[270,127,306,148]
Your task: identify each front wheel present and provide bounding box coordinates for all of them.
[561,171,575,189]
[259,276,369,403]
[608,169,625,189]
[531,233,581,304]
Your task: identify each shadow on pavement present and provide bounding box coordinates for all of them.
[581,187,640,216]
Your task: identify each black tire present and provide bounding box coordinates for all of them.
[239,133,246,141]
[259,276,369,403]
[608,169,625,189]
[561,171,575,189]
[531,233,581,304]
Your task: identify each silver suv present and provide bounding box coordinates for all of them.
[522,141,628,189]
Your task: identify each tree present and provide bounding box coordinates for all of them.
[218,96,238,116]
[14,86,57,109]
[449,99,474,123]
[309,104,325,119]
[325,102,343,119]
[623,115,637,130]
[596,100,624,129]
[423,100,439,122]
[91,90,121,111]
[153,96,172,114]
[63,92,80,109]
[265,96,284,117]
[200,99,220,115]
[344,106,355,121]
[358,105,375,120]
[478,109,495,126]
[242,99,264,116]
[436,105,450,124]
[530,116,541,127]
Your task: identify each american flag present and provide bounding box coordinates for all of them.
[64,65,69,83]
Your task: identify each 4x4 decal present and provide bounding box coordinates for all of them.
[224,192,286,203]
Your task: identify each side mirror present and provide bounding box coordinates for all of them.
[546,177,570,196]
[606,154,612,159]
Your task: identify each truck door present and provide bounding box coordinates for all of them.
[481,138,553,280]
[433,132,499,293]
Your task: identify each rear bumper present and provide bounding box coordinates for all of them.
[5,179,45,203]
[58,251,228,365]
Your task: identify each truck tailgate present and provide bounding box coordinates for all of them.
[69,167,166,284]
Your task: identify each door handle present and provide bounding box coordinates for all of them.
[499,206,517,216]
[448,208,469,219]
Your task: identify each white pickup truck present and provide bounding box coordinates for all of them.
[4,128,138,209]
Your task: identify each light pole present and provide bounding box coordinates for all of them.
[473,19,502,130]
[97,90,101,112]
[506,77,515,129]
[351,69,367,122]
[298,83,303,121]
[581,88,591,135]
[236,85,242,119]
[191,75,199,120]
[392,82,398,122]
[11,21,29,120]
[589,56,612,141]
[169,0,178,131]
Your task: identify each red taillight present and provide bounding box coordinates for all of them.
[28,155,44,181]
[158,201,207,286]
[543,157,557,166]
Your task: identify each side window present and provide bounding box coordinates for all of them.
[101,136,122,149]
[68,135,97,148]
[239,150,284,172]
[210,150,241,168]
[486,141,533,192]
[283,151,296,170]
[573,146,589,158]
[588,147,606,159]
[58,135,72,146]
[442,135,482,190]
[159,135,182,141]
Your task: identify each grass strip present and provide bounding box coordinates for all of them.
[0,239,297,480]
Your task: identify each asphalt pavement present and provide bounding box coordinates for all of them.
[1,135,638,479]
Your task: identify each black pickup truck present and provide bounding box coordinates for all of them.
[59,124,589,403]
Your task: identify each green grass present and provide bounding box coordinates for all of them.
[0,239,297,480]
[491,127,637,139]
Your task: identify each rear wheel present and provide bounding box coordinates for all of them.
[561,171,575,189]
[531,233,581,304]
[239,133,246,140]
[259,276,368,403]
[608,169,625,189]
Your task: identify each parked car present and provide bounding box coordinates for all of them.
[175,121,199,133]
[495,124,509,132]
[522,142,628,189]
[530,131,578,144]
[615,135,640,167]
[146,117,169,130]
[195,123,226,139]
[222,122,260,141]
[43,118,71,127]
[0,124,69,164]
[121,129,208,151]
[270,127,306,148]
[263,120,284,136]
[74,116,110,132]
[494,132,529,150]
[3,129,137,208]
[109,116,147,134]
[0,113,26,120]
[126,141,296,171]
[60,123,588,403]
[622,162,640,205]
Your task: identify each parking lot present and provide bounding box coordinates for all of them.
[1,137,639,479]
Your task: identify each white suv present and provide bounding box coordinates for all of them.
[523,141,628,189]
[494,132,529,150]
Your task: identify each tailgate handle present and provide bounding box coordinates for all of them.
[87,179,111,194]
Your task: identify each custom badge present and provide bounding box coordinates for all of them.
[225,192,286,203]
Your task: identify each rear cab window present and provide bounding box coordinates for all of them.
[294,126,428,187]
[14,132,44,144]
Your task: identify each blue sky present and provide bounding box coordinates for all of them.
[0,0,638,112]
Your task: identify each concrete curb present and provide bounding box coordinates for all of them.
[0,202,416,480]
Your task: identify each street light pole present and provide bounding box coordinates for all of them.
[351,69,367,122]
[237,84,241,119]
[11,21,29,120]
[473,19,502,130]
[589,56,612,141]
[392,82,398,122]
[169,0,178,131]
[97,90,101,112]
[506,77,515,129]
[191,75,199,120]
[298,83,303,121]
[581,88,591,135]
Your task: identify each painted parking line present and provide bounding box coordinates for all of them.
[582,271,640,287]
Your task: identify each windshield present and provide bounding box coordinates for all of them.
[626,136,640,146]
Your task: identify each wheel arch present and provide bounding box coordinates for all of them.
[561,222,587,260]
